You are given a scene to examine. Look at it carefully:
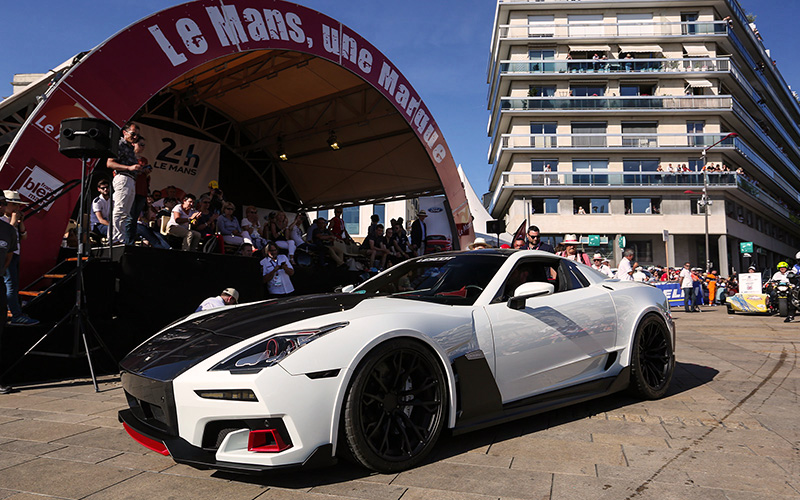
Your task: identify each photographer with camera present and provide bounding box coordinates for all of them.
[261,241,295,297]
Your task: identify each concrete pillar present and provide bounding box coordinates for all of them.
[667,234,676,270]
[718,234,729,277]
[613,234,622,267]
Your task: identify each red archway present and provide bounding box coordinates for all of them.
[0,0,473,285]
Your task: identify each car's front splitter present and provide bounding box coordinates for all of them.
[118,409,336,474]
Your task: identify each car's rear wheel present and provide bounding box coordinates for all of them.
[342,339,446,472]
[628,315,674,399]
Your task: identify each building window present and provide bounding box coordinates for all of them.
[622,122,657,147]
[530,122,557,147]
[568,14,603,37]
[570,84,605,96]
[620,83,656,96]
[343,206,360,235]
[317,209,330,221]
[618,13,654,36]
[687,121,705,146]
[681,12,699,35]
[529,85,556,97]
[528,50,555,72]
[528,15,555,37]
[623,158,659,184]
[532,198,559,214]
[574,198,610,214]
[571,122,606,147]
[573,159,608,185]
[625,197,661,214]
[372,204,385,225]
[629,240,654,263]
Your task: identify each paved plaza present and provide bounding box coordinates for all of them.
[0,306,797,499]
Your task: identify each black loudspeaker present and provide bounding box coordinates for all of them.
[59,117,120,159]
[486,219,505,234]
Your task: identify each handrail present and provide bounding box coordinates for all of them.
[21,179,81,219]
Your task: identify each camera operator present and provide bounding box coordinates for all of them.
[261,242,294,298]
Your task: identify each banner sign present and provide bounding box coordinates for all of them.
[419,196,452,243]
[0,0,473,284]
[653,282,687,307]
[739,272,762,294]
[136,124,220,198]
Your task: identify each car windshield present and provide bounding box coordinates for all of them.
[352,253,508,305]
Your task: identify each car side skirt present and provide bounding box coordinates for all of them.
[452,358,630,436]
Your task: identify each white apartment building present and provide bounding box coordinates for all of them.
[486,0,800,274]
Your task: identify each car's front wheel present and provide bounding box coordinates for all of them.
[628,315,674,399]
[342,339,446,472]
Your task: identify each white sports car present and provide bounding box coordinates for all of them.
[118,250,675,473]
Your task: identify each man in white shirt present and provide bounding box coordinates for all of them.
[261,242,295,297]
[615,249,636,281]
[90,179,111,237]
[196,288,239,312]
[633,266,648,282]
[680,262,695,312]
[166,194,201,251]
[771,262,790,283]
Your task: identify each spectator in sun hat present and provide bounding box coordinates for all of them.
[196,287,239,312]
[205,180,224,215]
[410,210,427,256]
[556,234,591,265]
[1,190,38,327]
[468,237,492,250]
[591,253,613,277]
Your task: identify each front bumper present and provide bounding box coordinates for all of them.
[119,367,343,473]
[117,409,335,473]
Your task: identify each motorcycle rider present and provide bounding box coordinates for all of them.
[771,262,794,322]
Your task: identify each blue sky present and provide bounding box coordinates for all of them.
[1,0,796,196]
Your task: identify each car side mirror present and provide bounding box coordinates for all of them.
[507,282,554,310]
[340,284,355,293]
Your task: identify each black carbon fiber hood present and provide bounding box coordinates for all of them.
[119,293,368,382]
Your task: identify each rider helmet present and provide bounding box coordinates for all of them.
[777,261,789,270]
[795,250,800,260]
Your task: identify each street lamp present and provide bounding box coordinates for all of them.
[700,132,738,274]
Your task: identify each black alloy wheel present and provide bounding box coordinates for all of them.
[342,339,446,472]
[629,315,674,399]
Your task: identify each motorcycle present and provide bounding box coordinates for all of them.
[774,280,792,317]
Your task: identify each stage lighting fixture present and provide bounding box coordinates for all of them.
[327,130,340,150]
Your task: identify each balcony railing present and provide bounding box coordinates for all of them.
[499,57,729,76]
[500,95,733,111]
[499,133,736,150]
[498,21,728,40]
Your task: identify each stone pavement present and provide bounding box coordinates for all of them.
[0,306,797,499]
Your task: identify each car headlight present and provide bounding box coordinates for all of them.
[778,285,789,292]
[211,322,349,372]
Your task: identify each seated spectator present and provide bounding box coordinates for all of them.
[261,242,295,297]
[151,190,163,209]
[136,203,171,250]
[166,194,201,251]
[205,181,224,214]
[89,179,111,237]
[363,223,391,272]
[286,213,306,249]
[241,206,268,250]
[386,226,411,261]
[329,207,360,256]
[218,201,253,248]
[158,197,178,235]
[268,211,296,263]
[309,217,345,266]
[191,195,218,237]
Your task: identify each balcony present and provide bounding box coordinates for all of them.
[497,21,728,42]
[488,171,797,221]
[498,57,729,76]
[496,132,735,153]
[499,95,733,112]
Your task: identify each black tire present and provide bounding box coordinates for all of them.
[628,315,674,400]
[727,306,735,315]
[779,297,788,317]
[342,339,447,473]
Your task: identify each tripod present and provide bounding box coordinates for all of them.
[3,155,115,392]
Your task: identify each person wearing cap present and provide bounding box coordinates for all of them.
[468,237,492,250]
[0,193,18,393]
[410,210,427,256]
[106,122,144,245]
[1,191,39,327]
[632,266,648,282]
[205,181,224,215]
[196,287,239,312]
[556,234,591,265]
[591,253,613,277]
